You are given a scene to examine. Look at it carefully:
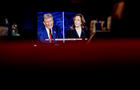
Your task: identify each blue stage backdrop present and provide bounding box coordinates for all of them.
[64,12,76,31]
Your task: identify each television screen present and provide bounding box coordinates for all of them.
[37,12,89,43]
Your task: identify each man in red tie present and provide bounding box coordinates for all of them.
[43,14,54,43]
[38,13,63,43]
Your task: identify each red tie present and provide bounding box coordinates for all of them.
[49,29,53,43]
[49,29,52,39]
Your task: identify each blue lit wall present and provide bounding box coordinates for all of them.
[64,12,76,31]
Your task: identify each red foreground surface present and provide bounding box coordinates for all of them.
[0,38,140,69]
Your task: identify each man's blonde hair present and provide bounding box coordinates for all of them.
[43,13,53,21]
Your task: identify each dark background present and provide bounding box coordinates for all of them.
[1,0,136,78]
[0,0,129,40]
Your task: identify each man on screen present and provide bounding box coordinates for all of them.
[38,13,62,43]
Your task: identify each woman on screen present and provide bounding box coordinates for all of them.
[66,13,89,39]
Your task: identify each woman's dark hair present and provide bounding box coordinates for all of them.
[70,13,86,30]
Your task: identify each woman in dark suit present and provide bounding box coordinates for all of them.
[66,13,89,38]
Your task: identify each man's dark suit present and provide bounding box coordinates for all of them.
[38,26,62,43]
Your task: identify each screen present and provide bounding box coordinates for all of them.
[37,11,111,43]
[37,12,88,43]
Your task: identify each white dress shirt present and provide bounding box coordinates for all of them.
[45,27,52,39]
[75,27,82,38]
